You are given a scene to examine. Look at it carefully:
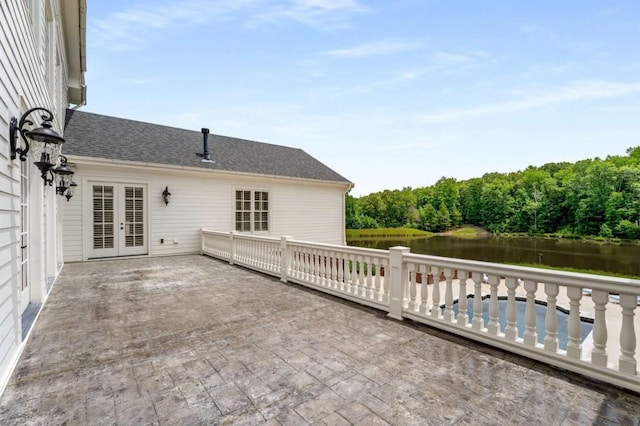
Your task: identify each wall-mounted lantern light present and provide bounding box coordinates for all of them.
[10,107,64,184]
[65,181,77,202]
[52,155,75,195]
[162,186,172,205]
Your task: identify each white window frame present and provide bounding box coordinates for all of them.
[235,189,270,233]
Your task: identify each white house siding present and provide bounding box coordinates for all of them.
[269,183,345,244]
[62,162,348,262]
[0,1,76,393]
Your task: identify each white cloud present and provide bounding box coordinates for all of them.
[431,51,478,64]
[322,41,422,57]
[348,50,488,91]
[90,0,366,50]
[257,0,367,29]
[422,80,640,123]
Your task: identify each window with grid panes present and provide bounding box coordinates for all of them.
[235,190,269,232]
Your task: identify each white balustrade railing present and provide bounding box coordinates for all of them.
[201,229,640,392]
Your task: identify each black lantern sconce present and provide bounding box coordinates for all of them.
[65,181,77,202]
[51,155,75,195]
[10,107,65,183]
[162,186,171,205]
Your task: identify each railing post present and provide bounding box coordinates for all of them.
[387,246,410,321]
[280,236,292,283]
[229,231,237,265]
[200,228,205,255]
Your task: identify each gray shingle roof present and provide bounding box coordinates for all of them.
[63,109,351,184]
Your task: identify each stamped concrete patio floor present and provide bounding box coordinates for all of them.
[2,255,640,425]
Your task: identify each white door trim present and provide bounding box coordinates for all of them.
[83,180,149,259]
[19,160,29,313]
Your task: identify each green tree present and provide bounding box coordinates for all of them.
[574,162,617,236]
[417,204,438,231]
[436,202,452,231]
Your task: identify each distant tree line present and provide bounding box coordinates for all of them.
[346,147,640,239]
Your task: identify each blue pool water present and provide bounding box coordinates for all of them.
[447,296,593,350]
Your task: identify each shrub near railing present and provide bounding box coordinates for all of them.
[201,230,640,393]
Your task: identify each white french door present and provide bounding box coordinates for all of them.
[89,182,147,258]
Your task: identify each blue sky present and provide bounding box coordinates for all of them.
[85,1,640,196]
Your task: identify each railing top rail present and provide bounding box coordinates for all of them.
[201,229,281,243]
[288,239,390,258]
[201,229,227,236]
[404,252,640,292]
[202,229,640,292]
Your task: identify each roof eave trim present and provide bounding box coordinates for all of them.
[64,155,354,187]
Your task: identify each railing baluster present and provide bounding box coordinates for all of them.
[348,254,356,294]
[591,290,609,367]
[380,259,389,304]
[374,259,382,301]
[322,251,327,286]
[260,241,265,268]
[296,249,303,280]
[301,248,308,280]
[306,249,312,281]
[365,256,373,299]
[457,270,468,327]
[408,263,417,312]
[338,254,343,290]
[431,266,441,319]
[327,252,334,289]
[619,294,637,375]
[336,253,342,290]
[472,272,483,331]
[318,251,324,285]
[315,250,321,285]
[353,255,360,294]
[299,249,304,278]
[544,283,559,352]
[487,274,499,335]
[524,280,538,346]
[358,255,366,296]
[401,262,410,309]
[443,268,454,322]
[504,278,518,341]
[566,287,582,359]
[419,266,429,315]
[314,250,319,283]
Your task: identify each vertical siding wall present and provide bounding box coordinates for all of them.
[62,164,347,261]
[0,0,70,391]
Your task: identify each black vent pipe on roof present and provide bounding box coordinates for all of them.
[201,128,213,162]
